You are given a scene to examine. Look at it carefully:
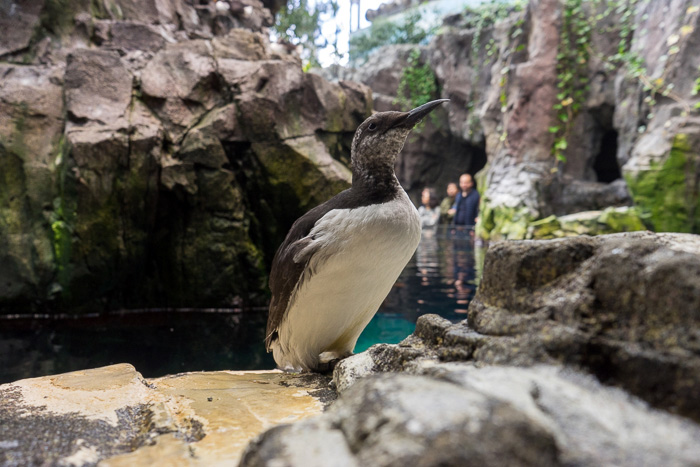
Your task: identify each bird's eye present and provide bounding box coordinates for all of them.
[368,122,378,131]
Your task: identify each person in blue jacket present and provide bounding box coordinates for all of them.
[448,173,479,227]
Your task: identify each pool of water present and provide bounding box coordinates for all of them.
[356,226,485,351]
[0,227,483,383]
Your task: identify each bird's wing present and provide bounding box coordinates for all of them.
[266,189,353,350]
[264,184,402,350]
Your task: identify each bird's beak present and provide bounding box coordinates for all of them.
[394,99,450,129]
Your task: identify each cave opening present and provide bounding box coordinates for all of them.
[469,141,488,177]
[592,129,621,183]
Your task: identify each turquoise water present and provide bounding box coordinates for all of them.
[0,227,482,383]
[356,226,484,352]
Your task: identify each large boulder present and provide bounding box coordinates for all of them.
[0,364,332,466]
[0,64,65,306]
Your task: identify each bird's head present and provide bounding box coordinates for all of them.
[350,99,449,183]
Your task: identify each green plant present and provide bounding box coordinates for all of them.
[349,8,434,63]
[462,0,524,137]
[51,136,77,292]
[394,48,439,123]
[274,0,339,69]
[549,0,592,164]
[583,0,700,132]
[693,66,700,110]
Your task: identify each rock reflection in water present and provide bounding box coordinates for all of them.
[0,310,276,384]
[2,227,484,382]
[356,226,485,352]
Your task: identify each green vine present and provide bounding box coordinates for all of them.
[693,66,700,110]
[497,11,527,146]
[51,135,76,295]
[551,0,700,163]
[498,66,509,143]
[461,0,524,137]
[394,48,439,128]
[550,0,592,164]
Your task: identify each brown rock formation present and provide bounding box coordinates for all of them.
[0,0,372,312]
[339,0,700,235]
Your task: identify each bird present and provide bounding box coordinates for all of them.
[265,99,449,372]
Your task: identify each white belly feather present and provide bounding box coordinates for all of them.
[272,191,421,371]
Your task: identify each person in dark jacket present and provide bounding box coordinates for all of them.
[448,173,479,227]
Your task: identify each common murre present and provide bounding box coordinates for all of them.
[266,99,449,372]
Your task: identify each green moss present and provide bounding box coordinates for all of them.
[478,204,647,240]
[625,133,699,233]
[395,48,439,122]
[0,145,27,233]
[477,202,534,240]
[598,206,646,232]
[41,0,79,36]
[51,136,76,295]
[528,215,561,239]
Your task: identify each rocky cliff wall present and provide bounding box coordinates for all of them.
[333,0,700,237]
[0,0,372,313]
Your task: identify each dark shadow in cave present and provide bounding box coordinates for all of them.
[469,141,488,177]
[592,129,621,183]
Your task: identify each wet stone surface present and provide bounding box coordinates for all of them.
[0,364,331,466]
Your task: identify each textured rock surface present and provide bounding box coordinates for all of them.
[245,365,700,467]
[0,0,371,312]
[334,0,699,236]
[324,45,487,202]
[335,232,700,421]
[241,231,700,466]
[0,364,332,466]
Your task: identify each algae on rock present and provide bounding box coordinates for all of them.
[626,133,700,234]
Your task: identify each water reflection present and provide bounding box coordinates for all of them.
[355,225,485,352]
[0,226,484,382]
[0,309,276,384]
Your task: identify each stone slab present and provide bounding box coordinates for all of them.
[0,364,332,466]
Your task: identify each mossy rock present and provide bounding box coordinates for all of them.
[479,204,647,241]
[626,133,700,234]
[527,215,561,239]
[477,202,534,240]
[598,206,646,233]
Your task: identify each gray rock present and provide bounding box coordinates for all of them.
[247,365,700,466]
[178,128,229,168]
[98,21,167,53]
[545,178,633,216]
[212,28,269,61]
[240,422,358,467]
[245,373,560,467]
[140,40,222,142]
[65,49,132,124]
[0,0,43,58]
[335,232,700,423]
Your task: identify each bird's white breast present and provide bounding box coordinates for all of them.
[273,191,421,371]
